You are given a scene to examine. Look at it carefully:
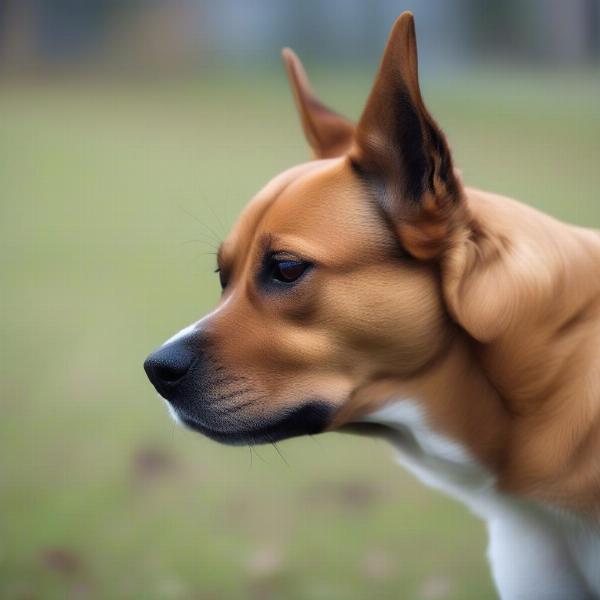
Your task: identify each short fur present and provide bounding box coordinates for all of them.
[145,13,600,599]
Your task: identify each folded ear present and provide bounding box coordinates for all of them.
[282,48,355,159]
[351,12,464,260]
[443,205,565,343]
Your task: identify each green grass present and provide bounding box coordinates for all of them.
[0,69,598,599]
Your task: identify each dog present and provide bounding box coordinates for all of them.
[144,12,600,599]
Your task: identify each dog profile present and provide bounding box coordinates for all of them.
[144,12,600,599]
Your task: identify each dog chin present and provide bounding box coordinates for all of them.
[176,401,334,446]
[162,397,182,425]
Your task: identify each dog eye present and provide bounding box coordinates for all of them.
[214,268,228,290]
[271,258,310,283]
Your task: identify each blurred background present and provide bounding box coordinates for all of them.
[1,1,599,599]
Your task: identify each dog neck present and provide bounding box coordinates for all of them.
[458,188,600,514]
[336,331,510,475]
[339,187,600,517]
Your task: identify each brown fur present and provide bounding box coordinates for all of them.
[206,13,600,516]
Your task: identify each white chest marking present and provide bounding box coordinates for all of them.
[361,400,600,599]
[361,400,497,515]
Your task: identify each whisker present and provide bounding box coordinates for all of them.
[309,434,323,449]
[269,438,289,467]
[206,203,228,239]
[214,397,258,415]
[178,204,223,247]
[208,375,249,387]
[251,443,269,464]
[216,387,256,402]
[247,445,253,470]
[208,383,249,394]
[180,239,219,248]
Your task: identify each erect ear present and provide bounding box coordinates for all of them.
[351,12,465,260]
[282,48,355,159]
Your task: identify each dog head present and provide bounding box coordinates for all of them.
[144,13,471,445]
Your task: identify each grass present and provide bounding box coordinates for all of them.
[0,68,598,599]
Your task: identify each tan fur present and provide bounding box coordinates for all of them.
[205,13,600,517]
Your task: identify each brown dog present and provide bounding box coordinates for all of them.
[144,13,600,599]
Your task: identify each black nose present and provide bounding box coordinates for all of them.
[144,343,197,397]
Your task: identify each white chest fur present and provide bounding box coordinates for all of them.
[361,401,600,600]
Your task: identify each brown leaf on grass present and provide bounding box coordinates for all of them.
[245,545,284,579]
[39,547,82,576]
[131,445,177,481]
[303,480,382,511]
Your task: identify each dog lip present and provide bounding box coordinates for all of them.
[178,417,254,446]
[178,401,334,446]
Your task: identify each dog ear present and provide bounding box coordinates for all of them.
[351,12,464,260]
[282,48,355,159]
[443,206,565,343]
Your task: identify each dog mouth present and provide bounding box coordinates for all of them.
[144,338,335,445]
[177,401,334,446]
